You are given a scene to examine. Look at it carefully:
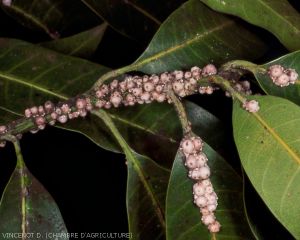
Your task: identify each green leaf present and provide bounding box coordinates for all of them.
[253,51,300,106]
[107,100,226,168]
[0,38,224,167]
[127,152,169,240]
[166,144,254,240]
[233,95,300,238]
[93,99,227,239]
[0,141,68,238]
[1,0,100,38]
[0,38,119,152]
[199,0,300,51]
[242,171,294,240]
[94,110,168,240]
[39,23,108,58]
[134,0,266,74]
[81,0,185,43]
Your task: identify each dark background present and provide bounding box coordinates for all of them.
[0,1,299,239]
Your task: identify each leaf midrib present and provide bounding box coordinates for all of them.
[0,71,178,145]
[134,20,235,68]
[206,0,300,35]
[0,72,68,100]
[68,23,108,55]
[127,150,166,229]
[124,0,161,25]
[236,100,300,238]
[5,5,54,38]
[93,110,166,231]
[257,0,300,34]
[81,0,142,41]
[14,142,27,237]
[252,111,300,165]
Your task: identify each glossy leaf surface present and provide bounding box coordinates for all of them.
[166,145,254,239]
[0,38,224,167]
[127,152,169,240]
[0,142,68,238]
[135,0,266,74]
[242,171,294,240]
[94,110,168,240]
[1,0,99,38]
[82,0,185,43]
[233,95,300,238]
[254,51,300,105]
[200,0,300,51]
[40,24,108,58]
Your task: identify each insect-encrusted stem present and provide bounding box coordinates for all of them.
[209,75,260,113]
[170,90,221,233]
[0,64,218,146]
[180,134,221,233]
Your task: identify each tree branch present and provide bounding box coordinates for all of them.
[0,67,216,145]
